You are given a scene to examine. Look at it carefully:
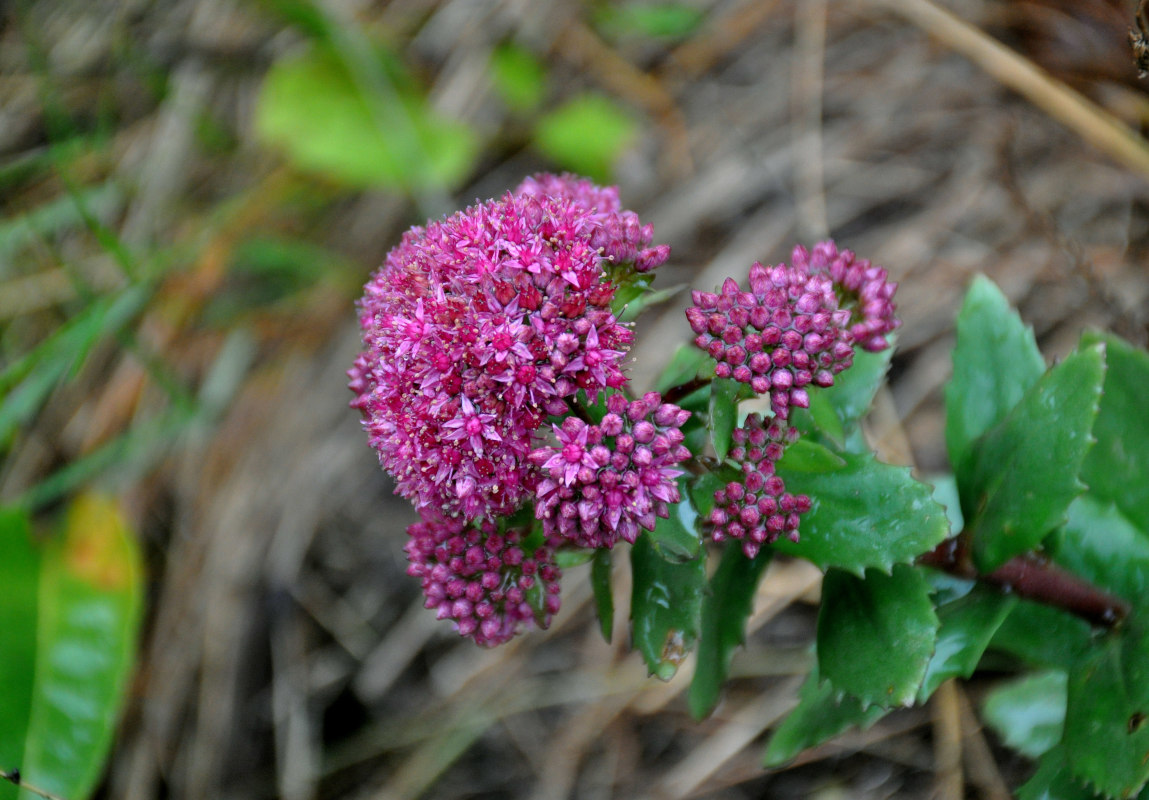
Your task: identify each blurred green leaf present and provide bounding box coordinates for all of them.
[655,344,710,394]
[1053,495,1149,609]
[816,564,939,708]
[818,341,894,431]
[945,275,1045,481]
[490,42,548,113]
[776,438,846,474]
[256,45,477,189]
[595,2,706,39]
[928,473,964,534]
[917,586,1016,702]
[591,549,613,643]
[983,671,1067,759]
[534,94,637,183]
[763,664,890,767]
[0,509,38,800]
[1018,746,1100,800]
[648,477,701,562]
[708,377,742,463]
[11,494,143,800]
[617,282,685,323]
[688,545,771,719]
[964,344,1104,572]
[774,453,949,575]
[989,598,1093,669]
[1064,621,1149,798]
[1080,330,1149,533]
[630,533,706,680]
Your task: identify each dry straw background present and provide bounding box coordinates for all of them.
[4,0,1149,798]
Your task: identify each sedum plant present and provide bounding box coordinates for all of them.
[349,173,1149,797]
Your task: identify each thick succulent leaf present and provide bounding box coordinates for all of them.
[1064,621,1149,798]
[762,665,890,767]
[945,275,1045,479]
[18,494,144,800]
[1080,330,1149,533]
[648,477,702,562]
[774,452,950,575]
[655,344,711,394]
[776,439,846,474]
[929,473,965,534]
[591,549,613,643]
[688,545,772,719]
[819,340,895,429]
[983,671,1067,759]
[1052,495,1149,609]
[816,565,939,708]
[630,534,706,680]
[917,586,1016,702]
[989,598,1093,669]
[1019,746,1104,800]
[0,509,38,800]
[709,377,742,462]
[964,344,1105,572]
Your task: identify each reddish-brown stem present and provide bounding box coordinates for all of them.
[917,533,1129,628]
[663,375,711,405]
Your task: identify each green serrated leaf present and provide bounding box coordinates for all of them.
[989,598,1094,669]
[534,93,637,182]
[1081,330,1149,534]
[489,42,548,113]
[1052,494,1149,610]
[256,45,477,189]
[945,275,1046,480]
[965,344,1105,572]
[16,493,143,800]
[816,564,939,708]
[983,671,1067,759]
[709,377,742,463]
[776,438,847,474]
[0,509,38,800]
[773,452,950,575]
[630,534,706,680]
[917,586,1016,702]
[1018,746,1101,800]
[655,345,710,394]
[762,664,891,767]
[929,473,965,534]
[591,549,613,643]
[1064,622,1149,798]
[819,341,895,429]
[688,545,771,719]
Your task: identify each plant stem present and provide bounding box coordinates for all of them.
[663,376,710,404]
[917,534,1130,628]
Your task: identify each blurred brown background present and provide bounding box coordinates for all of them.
[3,0,1149,797]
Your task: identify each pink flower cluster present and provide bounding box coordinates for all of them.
[350,174,669,522]
[530,392,692,549]
[709,414,812,557]
[790,241,899,352]
[405,516,562,647]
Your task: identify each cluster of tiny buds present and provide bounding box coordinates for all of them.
[790,241,899,352]
[405,517,562,647]
[687,262,854,419]
[531,391,692,550]
[709,414,812,558]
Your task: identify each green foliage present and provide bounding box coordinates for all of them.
[708,377,743,462]
[591,549,614,643]
[490,43,548,113]
[594,2,706,40]
[256,45,477,189]
[917,585,1016,702]
[655,344,711,394]
[816,565,939,708]
[983,671,1067,759]
[0,496,143,800]
[648,476,702,561]
[533,94,637,182]
[629,533,706,680]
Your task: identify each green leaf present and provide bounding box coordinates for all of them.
[0,509,38,800]
[655,344,710,394]
[688,470,729,521]
[929,473,965,534]
[16,493,144,800]
[1018,746,1100,800]
[773,452,950,575]
[983,671,1067,759]
[763,665,891,767]
[917,586,1016,702]
[1064,622,1149,798]
[630,533,706,680]
[708,377,742,463]
[591,549,614,643]
[688,545,771,719]
[595,2,706,39]
[775,438,846,474]
[989,598,1094,669]
[816,564,939,708]
[534,94,637,182]
[648,477,701,562]
[256,45,477,189]
[817,342,895,430]
[1052,494,1149,609]
[617,282,686,323]
[945,275,1045,480]
[554,548,595,568]
[1080,330,1149,532]
[489,42,547,113]
[965,344,1105,572]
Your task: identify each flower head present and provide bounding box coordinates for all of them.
[530,392,692,549]
[791,240,899,352]
[708,414,811,557]
[405,515,562,646]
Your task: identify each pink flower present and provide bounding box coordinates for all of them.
[708,414,812,557]
[530,392,692,549]
[405,516,562,646]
